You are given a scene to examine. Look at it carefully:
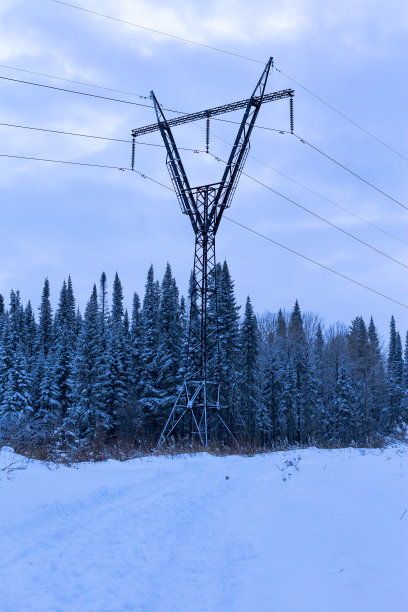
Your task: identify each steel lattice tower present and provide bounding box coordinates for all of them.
[131,57,294,446]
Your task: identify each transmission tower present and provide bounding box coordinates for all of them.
[131,57,294,447]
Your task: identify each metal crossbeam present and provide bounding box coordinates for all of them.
[132,88,294,138]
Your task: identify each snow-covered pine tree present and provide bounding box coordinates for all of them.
[139,265,161,437]
[287,300,307,443]
[100,273,128,437]
[332,365,356,445]
[238,296,260,443]
[217,261,240,425]
[100,272,108,329]
[387,316,404,426]
[65,285,110,440]
[0,344,33,442]
[22,301,37,368]
[38,278,53,357]
[156,264,183,429]
[54,278,77,420]
[347,316,370,441]
[366,317,387,434]
[35,353,61,439]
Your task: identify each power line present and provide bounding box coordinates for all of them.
[274,67,408,163]
[0,63,150,99]
[4,73,404,214]
[224,216,408,310]
[0,73,286,133]
[203,126,408,247]
[0,75,154,109]
[0,153,173,190]
[49,0,408,163]
[5,118,406,251]
[0,121,206,152]
[49,0,263,65]
[2,149,406,309]
[293,133,408,212]
[211,155,408,271]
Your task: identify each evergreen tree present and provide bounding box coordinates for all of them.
[66,286,109,439]
[38,278,53,356]
[388,316,404,426]
[287,300,306,443]
[217,262,240,421]
[99,274,128,436]
[111,272,124,326]
[0,347,33,423]
[23,301,37,367]
[36,354,61,435]
[332,365,355,444]
[238,297,260,443]
[139,266,161,434]
[54,279,77,418]
[156,264,183,426]
[100,272,108,327]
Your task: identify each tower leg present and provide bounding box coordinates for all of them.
[158,185,236,448]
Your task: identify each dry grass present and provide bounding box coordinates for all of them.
[1,432,402,466]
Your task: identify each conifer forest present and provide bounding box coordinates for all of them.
[0,262,406,455]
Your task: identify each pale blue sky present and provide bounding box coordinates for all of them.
[0,0,407,339]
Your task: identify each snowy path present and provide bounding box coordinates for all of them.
[1,446,407,611]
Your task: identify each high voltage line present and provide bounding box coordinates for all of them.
[0,75,153,109]
[292,134,408,212]
[49,0,408,163]
[2,74,406,212]
[224,217,408,310]
[0,63,150,99]
[1,151,407,310]
[195,125,408,247]
[0,121,205,152]
[2,119,406,248]
[210,154,408,271]
[1,120,406,265]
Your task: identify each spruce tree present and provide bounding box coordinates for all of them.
[38,278,53,356]
[156,264,183,426]
[217,261,240,421]
[287,300,306,443]
[66,286,109,439]
[332,365,355,444]
[239,297,260,443]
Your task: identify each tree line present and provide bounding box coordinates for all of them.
[0,262,406,452]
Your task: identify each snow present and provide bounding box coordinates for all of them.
[1,445,407,612]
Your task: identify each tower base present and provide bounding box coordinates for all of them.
[158,380,237,447]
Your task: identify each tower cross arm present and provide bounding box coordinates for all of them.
[131,88,294,138]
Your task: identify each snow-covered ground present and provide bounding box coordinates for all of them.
[1,445,407,612]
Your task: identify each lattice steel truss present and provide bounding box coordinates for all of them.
[131,57,294,446]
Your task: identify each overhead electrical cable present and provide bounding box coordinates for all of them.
[3,118,403,244]
[0,75,154,108]
[202,126,408,247]
[2,116,405,260]
[292,133,408,212]
[0,153,173,189]
[1,150,406,309]
[49,0,408,162]
[211,155,408,270]
[0,73,288,133]
[0,121,206,152]
[49,0,263,65]
[274,67,408,163]
[224,216,408,310]
[0,62,150,99]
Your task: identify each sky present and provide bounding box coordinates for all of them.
[0,0,407,341]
